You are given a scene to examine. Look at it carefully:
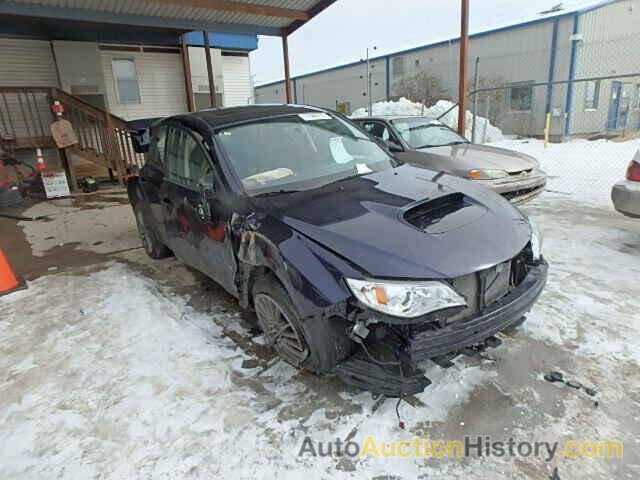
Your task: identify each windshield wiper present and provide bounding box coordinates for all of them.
[253,190,301,198]
[415,141,468,149]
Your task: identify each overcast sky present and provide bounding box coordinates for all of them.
[250,0,598,85]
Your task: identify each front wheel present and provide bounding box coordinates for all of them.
[134,207,172,259]
[252,275,355,373]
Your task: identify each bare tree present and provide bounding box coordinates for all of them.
[393,72,451,107]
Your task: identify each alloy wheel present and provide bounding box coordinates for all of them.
[254,293,309,365]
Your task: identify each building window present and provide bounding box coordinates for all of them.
[584,80,600,110]
[414,59,420,68]
[509,82,534,111]
[636,84,640,109]
[392,57,405,76]
[112,58,141,103]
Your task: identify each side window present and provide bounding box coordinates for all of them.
[166,127,214,189]
[166,127,186,181]
[361,122,391,142]
[185,135,214,188]
[150,126,167,165]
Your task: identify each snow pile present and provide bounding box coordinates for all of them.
[351,98,504,143]
[489,137,640,207]
[0,263,496,479]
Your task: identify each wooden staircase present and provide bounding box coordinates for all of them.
[0,86,145,187]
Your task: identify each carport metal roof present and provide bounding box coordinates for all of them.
[1,0,337,103]
[0,0,336,36]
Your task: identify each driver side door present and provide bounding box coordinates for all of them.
[163,125,238,296]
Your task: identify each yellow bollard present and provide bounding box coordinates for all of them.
[544,113,552,148]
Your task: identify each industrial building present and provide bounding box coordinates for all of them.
[255,0,640,139]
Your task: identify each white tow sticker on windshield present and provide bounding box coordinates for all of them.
[298,112,331,121]
[356,163,373,174]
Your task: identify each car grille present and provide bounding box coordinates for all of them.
[400,244,533,335]
[508,169,532,176]
[501,185,543,201]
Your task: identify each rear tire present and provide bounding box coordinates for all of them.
[134,207,171,259]
[252,274,355,373]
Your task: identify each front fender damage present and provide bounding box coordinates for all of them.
[230,213,440,397]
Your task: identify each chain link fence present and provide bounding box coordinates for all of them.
[255,1,640,205]
[391,2,640,205]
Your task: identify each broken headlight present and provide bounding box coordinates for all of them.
[346,278,467,319]
[528,216,543,261]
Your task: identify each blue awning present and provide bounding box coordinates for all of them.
[185,32,258,52]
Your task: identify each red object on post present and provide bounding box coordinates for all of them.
[52,100,64,117]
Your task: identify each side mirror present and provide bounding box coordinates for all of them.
[130,128,151,154]
[386,140,403,153]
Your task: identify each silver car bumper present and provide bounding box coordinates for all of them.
[612,180,640,218]
[477,171,547,205]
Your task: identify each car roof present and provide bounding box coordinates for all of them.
[177,104,331,129]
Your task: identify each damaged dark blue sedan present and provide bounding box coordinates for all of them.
[127,105,547,397]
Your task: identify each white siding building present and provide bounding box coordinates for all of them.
[0,32,258,177]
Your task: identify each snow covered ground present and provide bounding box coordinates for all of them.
[2,194,640,479]
[489,138,640,208]
[1,118,640,478]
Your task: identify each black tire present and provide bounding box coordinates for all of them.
[501,316,527,336]
[252,274,355,373]
[134,206,172,259]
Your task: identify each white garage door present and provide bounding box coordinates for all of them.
[101,48,188,121]
[0,38,59,87]
[222,54,252,107]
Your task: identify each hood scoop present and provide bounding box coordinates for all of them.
[403,193,488,234]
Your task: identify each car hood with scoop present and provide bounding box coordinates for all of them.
[404,143,539,175]
[255,164,531,279]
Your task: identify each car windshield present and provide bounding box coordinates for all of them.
[215,112,396,196]
[391,118,469,149]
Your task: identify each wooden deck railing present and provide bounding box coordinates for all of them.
[0,87,55,149]
[0,86,145,183]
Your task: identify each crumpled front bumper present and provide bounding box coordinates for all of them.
[335,261,548,397]
[407,261,548,362]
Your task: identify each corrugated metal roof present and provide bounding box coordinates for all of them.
[6,0,326,32]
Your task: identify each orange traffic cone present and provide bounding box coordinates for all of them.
[0,249,24,296]
[35,148,47,170]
